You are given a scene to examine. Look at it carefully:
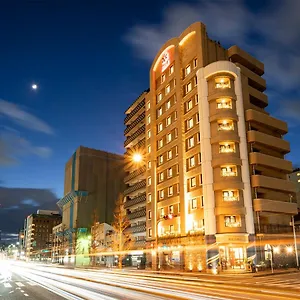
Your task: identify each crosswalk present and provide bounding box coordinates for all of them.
[1,281,37,289]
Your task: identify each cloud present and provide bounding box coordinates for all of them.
[277,100,300,122]
[21,199,40,207]
[0,99,53,135]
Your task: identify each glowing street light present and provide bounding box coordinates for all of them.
[132,153,143,163]
[273,246,280,254]
[287,246,293,254]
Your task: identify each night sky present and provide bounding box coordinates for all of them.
[0,0,299,241]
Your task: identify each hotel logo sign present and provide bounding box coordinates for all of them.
[161,51,170,72]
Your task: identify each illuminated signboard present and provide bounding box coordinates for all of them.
[161,51,170,72]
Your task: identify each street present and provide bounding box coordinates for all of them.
[0,261,299,299]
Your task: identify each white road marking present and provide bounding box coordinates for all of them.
[24,294,29,297]
[27,281,37,286]
[16,282,25,287]
[3,283,12,288]
[21,289,25,292]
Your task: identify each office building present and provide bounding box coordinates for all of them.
[56,146,125,266]
[125,22,297,272]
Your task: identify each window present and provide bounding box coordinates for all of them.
[221,166,237,177]
[186,99,193,112]
[185,65,191,76]
[147,115,151,124]
[161,74,165,83]
[159,172,164,182]
[198,153,201,164]
[167,133,172,143]
[200,174,203,185]
[148,210,152,220]
[197,132,200,143]
[168,186,173,196]
[190,177,196,188]
[166,85,171,94]
[187,118,194,129]
[174,111,178,120]
[223,190,238,201]
[166,100,171,110]
[170,65,174,74]
[188,136,195,148]
[158,123,163,133]
[176,164,179,174]
[158,107,163,117]
[167,150,172,160]
[159,190,164,200]
[191,198,197,209]
[224,216,241,227]
[167,167,173,178]
[219,142,235,153]
[148,193,152,203]
[148,228,152,237]
[189,156,195,167]
[170,225,174,233]
[195,94,198,104]
[175,128,178,137]
[169,205,174,214]
[148,145,151,153]
[177,183,180,194]
[194,58,198,68]
[217,98,232,109]
[192,220,198,230]
[160,208,164,217]
[166,116,171,126]
[147,176,151,185]
[147,102,150,110]
[201,196,204,207]
[175,146,178,156]
[194,76,198,85]
[157,93,162,102]
[158,139,163,149]
[218,120,234,131]
[196,113,199,123]
[147,130,151,138]
[159,155,163,165]
[215,77,231,89]
[186,82,192,94]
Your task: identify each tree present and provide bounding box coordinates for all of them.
[110,194,133,269]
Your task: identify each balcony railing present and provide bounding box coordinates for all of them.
[218,123,234,131]
[221,171,237,177]
[124,179,146,196]
[124,166,146,183]
[126,222,146,234]
[223,196,239,202]
[124,112,145,135]
[219,146,235,153]
[124,99,145,124]
[255,224,300,234]
[124,192,146,209]
[225,221,241,228]
[124,125,145,147]
[127,207,146,220]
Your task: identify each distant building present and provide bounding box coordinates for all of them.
[24,210,61,261]
[56,146,125,266]
[289,168,300,208]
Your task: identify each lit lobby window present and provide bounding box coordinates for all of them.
[223,190,238,201]
[185,65,191,76]
[158,123,163,133]
[170,65,174,74]
[221,166,237,177]
[166,84,170,95]
[215,77,231,89]
[217,98,232,109]
[219,142,235,153]
[224,216,241,227]
[218,120,234,131]
[161,74,165,83]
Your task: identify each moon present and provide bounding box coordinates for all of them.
[32,84,38,90]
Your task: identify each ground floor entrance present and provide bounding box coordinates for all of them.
[219,245,247,270]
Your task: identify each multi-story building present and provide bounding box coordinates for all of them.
[124,90,149,250]
[56,146,125,266]
[289,168,300,208]
[24,210,61,261]
[139,22,297,272]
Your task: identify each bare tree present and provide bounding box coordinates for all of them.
[110,194,133,269]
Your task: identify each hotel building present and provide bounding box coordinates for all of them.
[124,21,298,272]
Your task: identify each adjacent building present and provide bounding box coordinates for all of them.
[24,210,61,261]
[125,22,298,272]
[289,168,300,208]
[56,146,125,266]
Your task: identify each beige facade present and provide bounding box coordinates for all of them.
[139,22,297,272]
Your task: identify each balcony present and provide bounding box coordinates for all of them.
[126,222,146,234]
[127,207,146,220]
[124,112,145,136]
[253,198,298,215]
[221,171,237,177]
[248,86,268,108]
[124,180,146,196]
[124,193,146,209]
[255,224,300,235]
[225,221,241,228]
[124,99,145,125]
[124,125,145,147]
[124,166,146,183]
[218,121,234,131]
[219,143,235,153]
[251,175,295,193]
[217,98,232,109]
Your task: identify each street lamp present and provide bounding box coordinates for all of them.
[132,153,143,163]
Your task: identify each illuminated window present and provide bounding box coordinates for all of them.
[195,94,198,104]
[297,173,300,176]
[186,82,192,94]
[157,107,163,117]
[190,177,196,188]
[194,76,198,85]
[167,167,173,178]
[225,216,241,227]
[167,133,172,143]
[169,225,174,233]
[223,190,238,202]
[158,123,163,133]
[167,150,172,160]
[160,208,164,217]
[147,161,151,169]
[159,190,164,200]
[189,156,195,167]
[158,139,163,149]
[175,128,178,137]
[159,172,164,182]
[166,85,171,94]
[175,146,178,156]
[187,118,194,129]
[215,77,230,89]
[191,198,197,209]
[218,120,234,131]
[188,136,195,148]
[221,166,237,177]
[196,113,199,123]
[147,145,151,153]
[148,210,152,220]
[147,130,151,138]
[194,58,198,68]
[186,100,193,111]
[185,65,191,76]
[147,115,151,124]
[166,100,171,110]
[169,205,174,214]
[147,102,150,110]
[168,186,173,196]
[170,65,174,74]
[161,74,165,83]
[177,184,180,194]
[217,98,232,109]
[147,176,151,185]
[148,193,152,203]
[148,228,152,237]
[219,142,235,153]
[166,116,171,126]
[159,155,163,165]
[157,93,162,102]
